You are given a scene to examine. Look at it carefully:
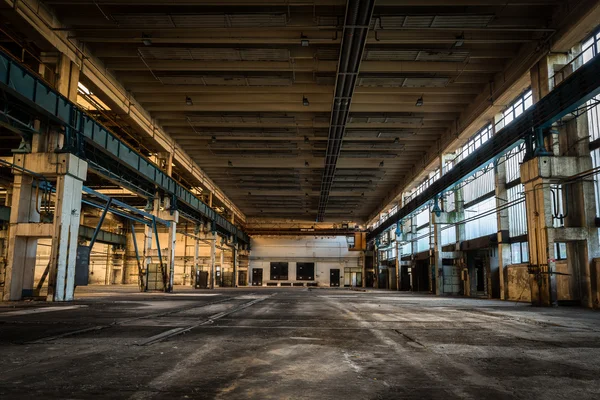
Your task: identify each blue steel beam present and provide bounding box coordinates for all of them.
[0,50,249,245]
[369,53,600,241]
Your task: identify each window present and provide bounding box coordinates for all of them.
[495,90,533,131]
[554,243,567,260]
[270,262,289,280]
[458,124,493,162]
[441,224,456,246]
[582,30,600,64]
[507,185,527,237]
[550,184,565,228]
[416,226,430,253]
[296,263,314,280]
[505,145,526,184]
[511,242,529,264]
[462,163,495,204]
[465,196,498,240]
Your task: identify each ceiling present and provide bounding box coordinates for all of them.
[27,0,563,222]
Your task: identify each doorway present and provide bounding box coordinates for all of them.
[476,259,485,292]
[330,269,340,287]
[252,268,263,286]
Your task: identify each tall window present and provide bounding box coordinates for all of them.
[497,90,533,130]
[582,30,600,64]
[458,124,493,162]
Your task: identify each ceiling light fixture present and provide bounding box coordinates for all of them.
[185,96,193,106]
[141,33,152,46]
[300,33,309,47]
[415,96,424,107]
[210,136,217,143]
[454,33,465,47]
[303,96,310,106]
[394,137,399,144]
[379,160,384,167]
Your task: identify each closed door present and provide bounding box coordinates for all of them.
[252,269,263,286]
[330,269,340,287]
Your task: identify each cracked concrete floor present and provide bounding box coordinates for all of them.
[0,286,599,399]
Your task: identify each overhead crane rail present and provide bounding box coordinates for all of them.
[369,53,600,241]
[0,49,249,245]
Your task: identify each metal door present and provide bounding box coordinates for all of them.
[252,268,263,286]
[330,269,340,287]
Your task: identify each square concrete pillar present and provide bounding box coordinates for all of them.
[3,175,40,300]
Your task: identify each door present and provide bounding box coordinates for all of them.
[252,269,263,286]
[476,260,485,292]
[330,269,340,287]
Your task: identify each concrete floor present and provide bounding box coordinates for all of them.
[0,286,599,399]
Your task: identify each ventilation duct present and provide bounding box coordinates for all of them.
[374,14,494,29]
[317,0,377,222]
[111,13,288,28]
[138,47,290,62]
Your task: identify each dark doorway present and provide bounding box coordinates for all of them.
[330,269,340,287]
[476,260,485,292]
[378,268,389,289]
[400,265,411,291]
[252,269,263,286]
[366,271,374,287]
[412,260,429,291]
[238,271,247,286]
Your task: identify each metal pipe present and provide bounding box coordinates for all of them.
[89,198,112,248]
[130,221,145,292]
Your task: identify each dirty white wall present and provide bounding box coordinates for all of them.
[249,236,360,287]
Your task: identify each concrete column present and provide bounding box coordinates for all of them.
[57,54,80,102]
[395,240,400,291]
[233,243,239,287]
[193,225,200,286]
[521,157,560,306]
[166,216,177,292]
[156,152,173,177]
[409,215,417,291]
[219,242,225,287]
[210,231,217,289]
[432,212,445,295]
[454,187,467,296]
[361,251,366,288]
[558,117,599,308]
[157,200,178,292]
[4,153,86,302]
[2,175,40,300]
[142,198,159,289]
[47,173,85,301]
[495,158,511,300]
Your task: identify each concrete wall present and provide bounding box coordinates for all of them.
[249,236,361,287]
[506,264,531,302]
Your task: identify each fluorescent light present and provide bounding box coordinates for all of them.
[454,34,465,47]
[141,34,152,46]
